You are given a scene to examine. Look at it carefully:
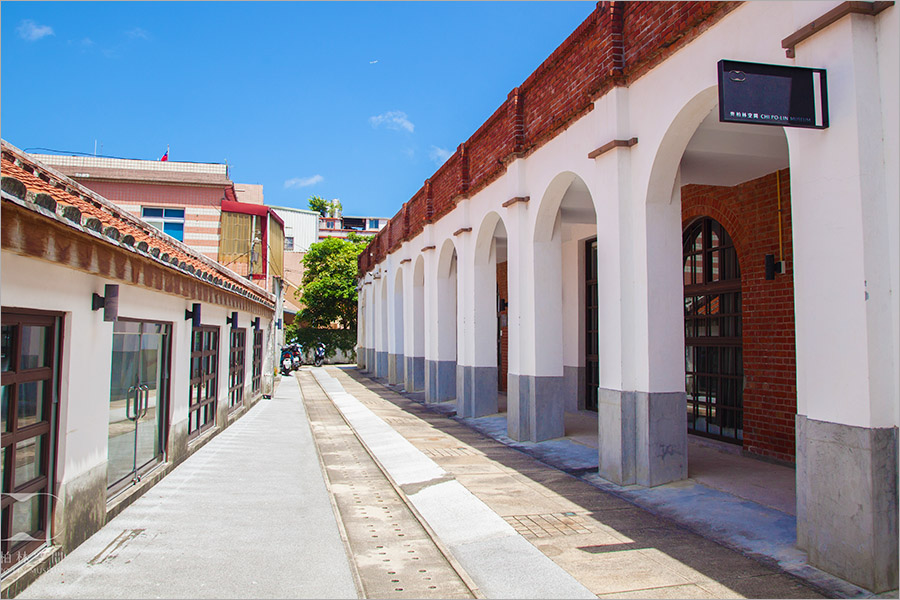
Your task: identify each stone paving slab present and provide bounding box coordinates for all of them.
[330,367,828,600]
[18,376,357,600]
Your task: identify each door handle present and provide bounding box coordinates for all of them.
[126,385,137,421]
[139,385,150,418]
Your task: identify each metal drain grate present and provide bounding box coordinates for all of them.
[299,371,473,599]
[504,512,596,538]
[421,447,483,457]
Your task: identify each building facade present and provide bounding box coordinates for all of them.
[1,142,277,590]
[320,215,386,240]
[30,154,286,298]
[356,1,898,592]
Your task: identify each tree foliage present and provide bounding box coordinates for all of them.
[308,195,328,217]
[295,235,368,329]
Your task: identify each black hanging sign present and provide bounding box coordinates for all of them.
[718,59,828,129]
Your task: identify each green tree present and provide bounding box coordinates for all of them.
[308,195,328,217]
[295,235,368,329]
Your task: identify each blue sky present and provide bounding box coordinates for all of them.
[2,2,595,218]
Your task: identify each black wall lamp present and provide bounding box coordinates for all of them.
[764,254,785,280]
[92,284,119,322]
[226,311,239,330]
[185,303,202,327]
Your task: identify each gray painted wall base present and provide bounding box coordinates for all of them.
[635,391,687,486]
[456,365,498,418]
[508,374,565,442]
[563,366,586,412]
[598,388,636,484]
[375,351,388,379]
[405,356,425,392]
[357,346,366,370]
[425,359,456,403]
[598,388,686,487]
[388,353,404,385]
[366,349,375,374]
[797,415,898,592]
[57,462,107,553]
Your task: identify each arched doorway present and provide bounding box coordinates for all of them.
[407,256,425,392]
[427,239,457,403]
[683,217,742,443]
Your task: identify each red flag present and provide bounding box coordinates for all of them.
[160,149,169,161]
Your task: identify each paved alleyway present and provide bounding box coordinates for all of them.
[17,367,828,599]
[315,367,825,600]
[19,376,357,600]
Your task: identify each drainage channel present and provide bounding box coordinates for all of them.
[298,370,475,600]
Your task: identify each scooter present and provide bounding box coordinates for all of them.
[314,343,326,367]
[289,343,303,370]
[280,347,294,375]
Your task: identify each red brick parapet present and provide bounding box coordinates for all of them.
[359,1,741,276]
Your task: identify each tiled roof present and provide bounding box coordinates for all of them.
[1,140,274,308]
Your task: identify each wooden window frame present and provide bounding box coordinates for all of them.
[2,309,62,570]
[251,329,263,395]
[683,218,744,444]
[228,328,246,411]
[585,238,599,412]
[188,326,219,439]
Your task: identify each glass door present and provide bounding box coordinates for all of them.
[108,321,169,493]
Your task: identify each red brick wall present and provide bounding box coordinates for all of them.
[360,1,741,275]
[681,169,796,463]
[497,261,509,392]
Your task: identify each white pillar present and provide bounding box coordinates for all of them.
[788,11,898,592]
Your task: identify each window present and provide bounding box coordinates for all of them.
[142,207,185,242]
[326,221,335,229]
[189,326,218,438]
[683,217,743,444]
[228,328,246,411]
[2,310,60,569]
[585,238,599,412]
[368,219,380,230]
[251,329,263,394]
[284,237,294,252]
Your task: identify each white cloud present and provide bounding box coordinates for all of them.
[126,27,150,40]
[284,175,324,189]
[369,111,414,133]
[369,59,379,64]
[80,37,95,47]
[17,20,54,41]
[428,145,452,164]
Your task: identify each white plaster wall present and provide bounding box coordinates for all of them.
[1,251,274,490]
[876,4,899,428]
[392,265,404,357]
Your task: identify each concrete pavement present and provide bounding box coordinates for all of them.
[18,376,357,599]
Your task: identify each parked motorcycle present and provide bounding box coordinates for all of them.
[314,343,326,367]
[280,347,294,375]
[288,343,303,370]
